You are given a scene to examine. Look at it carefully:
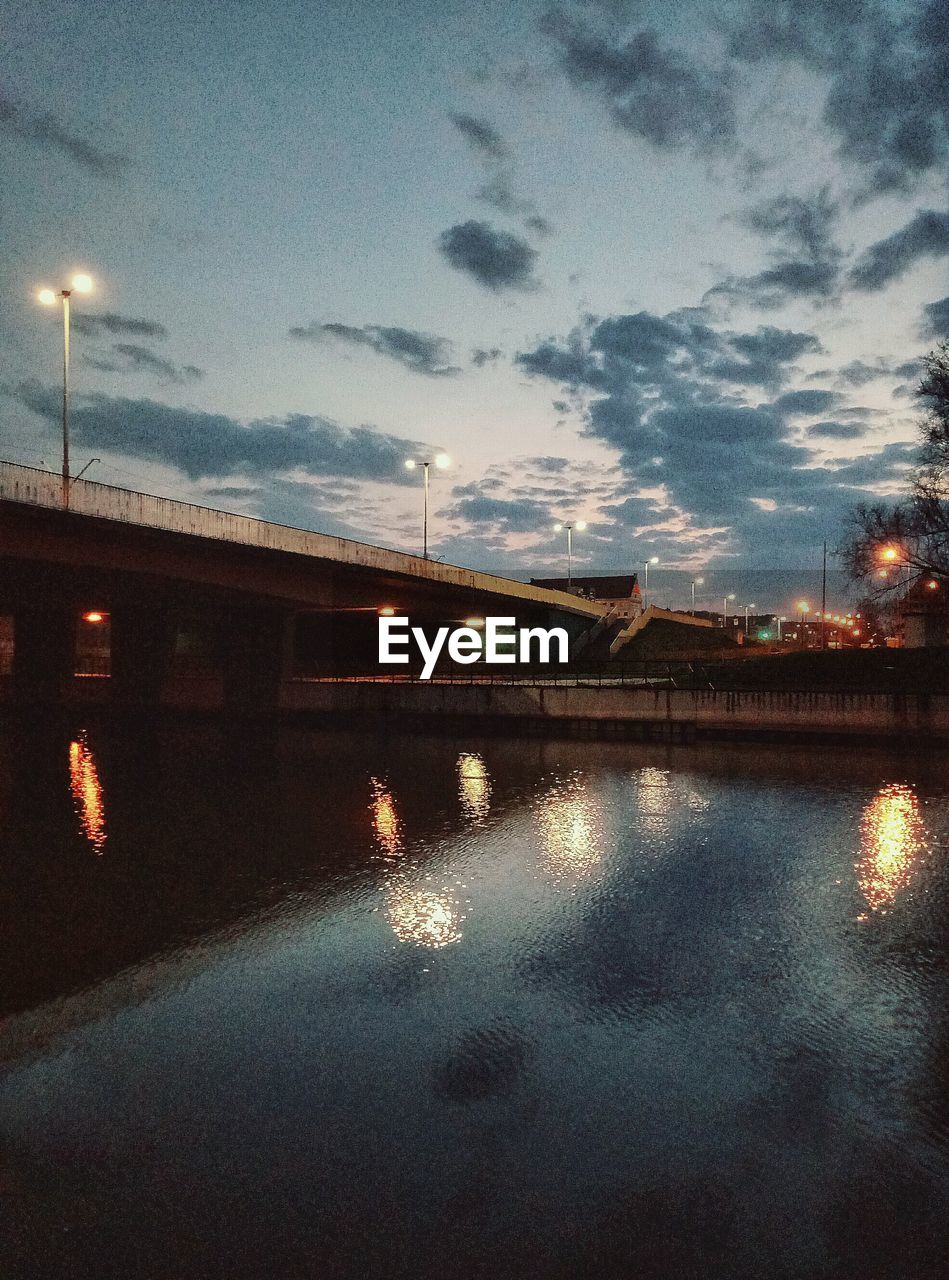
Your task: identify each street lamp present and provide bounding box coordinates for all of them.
[37,272,94,507]
[743,603,756,635]
[778,615,787,641]
[554,520,587,590]
[722,592,735,627]
[642,555,659,608]
[690,576,704,615]
[404,453,449,559]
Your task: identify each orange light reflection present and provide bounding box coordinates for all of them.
[68,734,107,854]
[856,783,926,915]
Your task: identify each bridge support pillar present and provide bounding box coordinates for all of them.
[12,606,76,702]
[110,607,178,706]
[221,608,294,711]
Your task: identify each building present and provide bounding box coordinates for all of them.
[529,574,642,620]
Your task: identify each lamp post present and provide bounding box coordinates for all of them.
[690,576,704,615]
[743,602,756,635]
[778,616,787,641]
[642,555,659,608]
[722,592,735,627]
[404,453,449,559]
[37,272,94,508]
[554,520,587,590]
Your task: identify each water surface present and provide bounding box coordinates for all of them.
[1,724,948,1279]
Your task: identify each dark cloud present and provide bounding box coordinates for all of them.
[771,389,841,416]
[83,343,204,385]
[10,380,433,485]
[920,295,949,340]
[289,321,460,377]
[437,220,540,292]
[849,210,949,291]
[442,486,551,534]
[471,346,503,368]
[707,189,843,308]
[515,304,909,549]
[727,0,949,195]
[542,11,736,154]
[71,312,168,340]
[450,113,554,235]
[450,112,508,160]
[0,92,129,179]
[806,420,868,440]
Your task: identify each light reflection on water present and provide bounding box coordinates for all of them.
[536,773,601,880]
[856,781,928,916]
[67,732,107,854]
[0,728,947,1279]
[457,751,491,823]
[371,774,466,948]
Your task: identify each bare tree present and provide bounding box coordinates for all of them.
[841,340,949,598]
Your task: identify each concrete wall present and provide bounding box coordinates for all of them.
[280,680,949,741]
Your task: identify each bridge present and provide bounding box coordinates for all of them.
[0,460,602,709]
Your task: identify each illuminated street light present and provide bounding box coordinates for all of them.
[36,271,94,507]
[743,602,756,635]
[722,592,735,627]
[82,611,105,624]
[690,575,704,615]
[880,545,899,562]
[404,453,450,560]
[379,606,396,617]
[554,520,587,590]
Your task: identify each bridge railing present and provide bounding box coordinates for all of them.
[294,660,718,689]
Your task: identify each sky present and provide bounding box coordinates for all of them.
[2,0,947,602]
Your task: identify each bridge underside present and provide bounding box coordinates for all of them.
[0,499,598,709]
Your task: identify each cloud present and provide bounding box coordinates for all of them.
[771,389,841,416]
[450,111,554,236]
[83,343,204,385]
[442,486,552,534]
[450,112,508,160]
[290,320,460,377]
[471,346,503,368]
[727,0,949,195]
[542,11,736,154]
[849,210,949,291]
[71,312,168,340]
[920,295,949,341]
[806,420,868,440]
[707,189,844,308]
[515,304,912,552]
[437,220,540,292]
[9,380,435,484]
[0,92,129,179]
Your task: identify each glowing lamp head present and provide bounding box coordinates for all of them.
[379,607,396,617]
[649,556,659,565]
[82,611,105,624]
[797,601,810,612]
[880,546,898,562]
[404,459,416,471]
[434,453,450,470]
[575,520,587,531]
[554,523,563,532]
[695,577,704,586]
[71,273,93,293]
[727,593,736,602]
[38,288,57,306]
[464,618,485,629]
[927,579,939,590]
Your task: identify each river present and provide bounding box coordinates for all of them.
[1,723,947,1278]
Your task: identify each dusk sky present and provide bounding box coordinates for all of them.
[2,0,947,583]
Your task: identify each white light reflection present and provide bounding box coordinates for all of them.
[385,884,465,948]
[457,752,491,823]
[856,782,927,916]
[537,774,601,880]
[369,777,465,948]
